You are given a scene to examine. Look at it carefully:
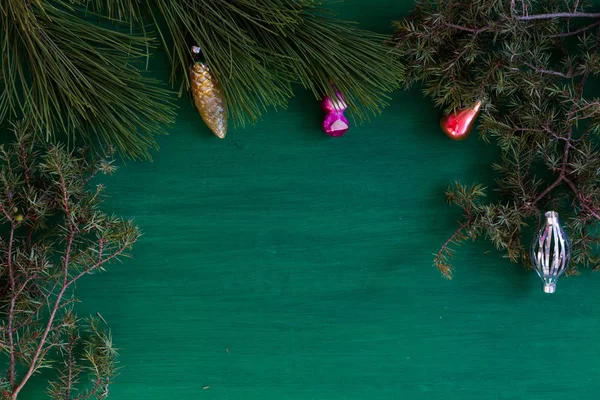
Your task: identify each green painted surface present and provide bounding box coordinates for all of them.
[20,1,600,399]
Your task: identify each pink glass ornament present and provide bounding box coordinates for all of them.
[321,91,349,137]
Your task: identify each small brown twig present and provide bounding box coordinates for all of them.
[7,224,16,388]
[523,62,577,79]
[437,221,471,257]
[564,178,600,221]
[445,22,491,34]
[446,11,600,39]
[549,19,600,37]
[435,220,472,278]
[64,334,78,400]
[523,63,591,211]
[516,12,600,21]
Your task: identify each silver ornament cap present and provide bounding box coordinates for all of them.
[531,211,571,294]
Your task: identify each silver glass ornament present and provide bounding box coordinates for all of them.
[531,211,571,294]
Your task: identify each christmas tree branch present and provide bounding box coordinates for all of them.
[1,1,175,159]
[433,182,484,278]
[565,178,600,221]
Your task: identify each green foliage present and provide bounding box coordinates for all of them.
[47,316,118,400]
[393,0,600,277]
[148,0,404,125]
[0,0,175,160]
[2,0,403,158]
[91,0,404,124]
[434,182,526,278]
[0,121,139,399]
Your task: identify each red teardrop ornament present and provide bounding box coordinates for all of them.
[440,101,482,141]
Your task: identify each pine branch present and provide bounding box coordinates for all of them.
[3,0,403,154]
[565,178,600,221]
[434,182,486,278]
[0,1,175,159]
[90,0,403,125]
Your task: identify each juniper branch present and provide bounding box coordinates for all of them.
[0,122,139,399]
[394,0,600,277]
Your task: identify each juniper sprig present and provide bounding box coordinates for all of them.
[0,122,140,399]
[393,0,600,277]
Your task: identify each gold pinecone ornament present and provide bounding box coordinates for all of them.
[189,59,228,139]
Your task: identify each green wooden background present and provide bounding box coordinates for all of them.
[22,1,600,399]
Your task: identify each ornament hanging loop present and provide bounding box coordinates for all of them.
[191,45,202,57]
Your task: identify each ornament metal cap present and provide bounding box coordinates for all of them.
[543,283,557,294]
[545,210,559,224]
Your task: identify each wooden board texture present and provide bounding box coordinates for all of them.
[19,1,600,399]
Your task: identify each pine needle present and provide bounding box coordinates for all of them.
[0,0,175,159]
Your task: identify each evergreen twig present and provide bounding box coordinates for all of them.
[0,0,175,159]
[0,122,140,399]
[393,0,600,277]
[516,12,600,21]
[2,0,403,158]
[108,0,405,125]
